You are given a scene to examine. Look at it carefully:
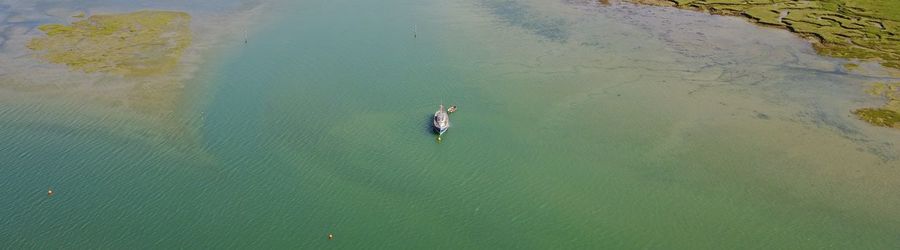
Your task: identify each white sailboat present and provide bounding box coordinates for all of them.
[433,103,449,135]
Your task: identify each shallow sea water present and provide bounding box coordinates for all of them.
[2,0,900,248]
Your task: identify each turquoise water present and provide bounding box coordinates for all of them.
[3,0,900,248]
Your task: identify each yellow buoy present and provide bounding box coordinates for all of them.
[328,233,334,240]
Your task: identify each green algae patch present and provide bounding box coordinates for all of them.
[27,10,192,76]
[855,82,900,128]
[626,0,900,70]
[853,108,900,128]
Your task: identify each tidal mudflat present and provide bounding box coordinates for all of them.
[626,0,900,128]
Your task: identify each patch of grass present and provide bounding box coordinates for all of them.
[842,0,900,22]
[744,6,783,25]
[27,10,192,77]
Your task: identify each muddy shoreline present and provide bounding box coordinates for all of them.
[625,0,900,128]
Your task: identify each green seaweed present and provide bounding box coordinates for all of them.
[27,10,192,76]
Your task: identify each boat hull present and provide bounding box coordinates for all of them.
[433,104,450,135]
[433,126,448,135]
